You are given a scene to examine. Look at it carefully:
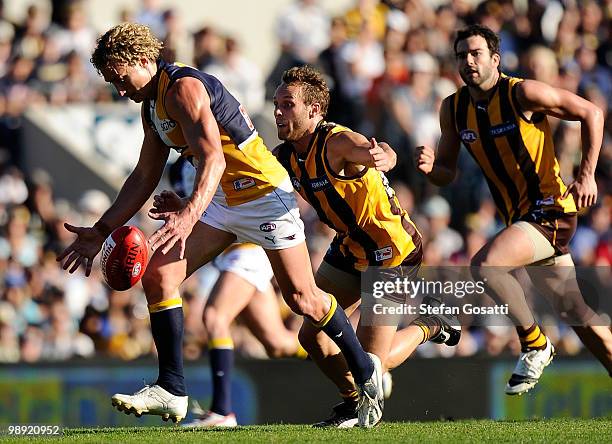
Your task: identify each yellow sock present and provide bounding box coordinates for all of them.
[314,295,338,328]
[294,343,308,360]
[208,337,234,350]
[340,389,358,402]
[148,297,182,313]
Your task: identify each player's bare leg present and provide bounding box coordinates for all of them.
[265,243,383,427]
[471,225,554,395]
[203,271,259,341]
[525,254,612,375]
[112,222,236,423]
[189,268,306,429]
[241,285,306,359]
[143,223,237,305]
[471,225,539,327]
[572,327,612,376]
[187,270,260,428]
[304,267,437,398]
[385,325,425,370]
[297,272,361,428]
[301,266,460,427]
[265,243,329,319]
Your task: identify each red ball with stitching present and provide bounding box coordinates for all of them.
[100,226,148,291]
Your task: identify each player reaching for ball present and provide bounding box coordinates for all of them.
[168,157,307,428]
[57,23,384,426]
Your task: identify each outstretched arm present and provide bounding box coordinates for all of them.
[326,131,397,173]
[57,107,170,275]
[515,79,604,209]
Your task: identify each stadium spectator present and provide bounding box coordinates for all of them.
[572,202,611,266]
[12,4,47,61]
[46,1,95,66]
[0,206,41,267]
[206,37,265,116]
[390,52,440,145]
[276,0,330,65]
[421,195,463,263]
[343,0,388,41]
[575,42,612,102]
[316,17,352,125]
[265,0,330,100]
[159,8,193,65]
[193,26,222,71]
[135,0,165,39]
[337,19,385,132]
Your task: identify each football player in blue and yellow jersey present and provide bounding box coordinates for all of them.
[416,24,612,395]
[273,66,461,427]
[57,23,384,427]
[168,156,307,427]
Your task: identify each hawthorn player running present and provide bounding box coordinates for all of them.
[415,24,612,394]
[274,66,460,427]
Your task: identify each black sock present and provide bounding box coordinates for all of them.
[149,305,186,396]
[209,339,234,416]
[318,296,374,385]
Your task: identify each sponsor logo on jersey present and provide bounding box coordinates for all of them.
[239,105,255,131]
[309,176,331,192]
[265,235,276,244]
[489,122,517,137]
[233,177,256,191]
[291,177,301,191]
[374,246,393,262]
[535,196,555,207]
[259,222,277,232]
[281,234,296,241]
[460,129,478,144]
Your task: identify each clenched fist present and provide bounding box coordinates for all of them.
[415,145,435,175]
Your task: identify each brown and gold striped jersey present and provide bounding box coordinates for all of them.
[276,122,419,271]
[450,74,576,225]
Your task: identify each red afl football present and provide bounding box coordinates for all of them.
[100,226,148,291]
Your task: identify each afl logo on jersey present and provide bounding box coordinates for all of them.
[291,177,301,191]
[460,129,478,144]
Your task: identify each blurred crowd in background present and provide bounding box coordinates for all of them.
[0,0,610,364]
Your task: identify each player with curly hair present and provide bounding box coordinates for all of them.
[58,23,385,427]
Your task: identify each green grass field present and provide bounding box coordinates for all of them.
[2,419,611,443]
